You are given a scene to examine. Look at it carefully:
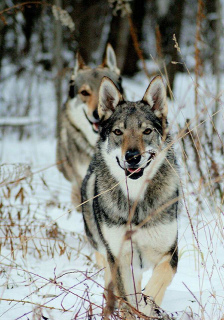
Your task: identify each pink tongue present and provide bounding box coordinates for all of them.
[93,123,99,131]
[128,168,141,173]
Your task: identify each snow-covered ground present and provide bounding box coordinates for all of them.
[0,74,223,319]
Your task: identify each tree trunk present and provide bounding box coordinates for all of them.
[22,4,41,55]
[156,0,185,91]
[204,0,216,72]
[108,14,130,72]
[122,0,146,76]
[54,0,63,137]
[77,1,108,64]
[214,0,221,130]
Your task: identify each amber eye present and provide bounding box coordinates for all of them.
[80,90,90,96]
[113,129,123,136]
[143,128,152,135]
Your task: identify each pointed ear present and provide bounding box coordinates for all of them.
[74,52,86,75]
[143,75,168,118]
[98,77,123,120]
[103,43,120,75]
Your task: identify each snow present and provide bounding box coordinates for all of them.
[0,117,40,126]
[0,74,224,320]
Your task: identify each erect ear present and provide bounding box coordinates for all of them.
[103,43,120,75]
[142,75,168,118]
[98,77,123,120]
[74,52,86,75]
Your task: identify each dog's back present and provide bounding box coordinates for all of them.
[82,76,179,315]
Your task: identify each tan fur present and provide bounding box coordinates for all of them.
[87,93,98,114]
[95,252,112,289]
[95,251,105,268]
[143,256,176,307]
[95,252,112,299]
[71,184,82,212]
[121,131,146,157]
[79,84,99,116]
[78,84,91,96]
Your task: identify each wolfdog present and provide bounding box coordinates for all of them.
[81,75,179,315]
[57,44,123,207]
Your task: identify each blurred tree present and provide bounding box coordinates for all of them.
[0,4,7,72]
[73,0,109,64]
[108,14,130,72]
[122,0,146,75]
[0,0,222,102]
[106,0,147,75]
[204,0,221,76]
[154,0,185,91]
[70,0,146,74]
[22,4,41,54]
[54,0,63,137]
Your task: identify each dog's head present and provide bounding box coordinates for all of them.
[68,44,122,134]
[98,75,170,181]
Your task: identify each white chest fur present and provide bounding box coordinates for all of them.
[101,220,177,269]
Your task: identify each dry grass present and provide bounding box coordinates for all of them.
[1,81,223,319]
[0,1,223,319]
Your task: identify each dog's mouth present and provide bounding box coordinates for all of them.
[125,167,144,180]
[116,152,156,180]
[92,122,99,133]
[83,110,99,133]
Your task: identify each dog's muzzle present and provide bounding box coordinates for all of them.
[116,152,156,180]
[84,110,100,133]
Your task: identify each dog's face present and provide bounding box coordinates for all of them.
[98,76,169,181]
[68,44,122,134]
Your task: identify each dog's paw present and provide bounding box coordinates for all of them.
[139,299,176,320]
[138,296,154,317]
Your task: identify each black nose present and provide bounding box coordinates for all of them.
[93,108,99,120]
[125,150,141,165]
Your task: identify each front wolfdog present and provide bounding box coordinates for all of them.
[81,75,179,315]
[57,44,123,207]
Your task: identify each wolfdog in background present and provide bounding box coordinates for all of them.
[81,75,179,315]
[57,44,123,207]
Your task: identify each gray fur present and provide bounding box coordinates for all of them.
[56,45,122,207]
[81,76,180,313]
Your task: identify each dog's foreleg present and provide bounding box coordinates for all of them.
[71,167,83,210]
[107,253,142,310]
[143,253,177,308]
[95,251,112,290]
[71,182,81,210]
[95,251,105,268]
[120,260,142,308]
